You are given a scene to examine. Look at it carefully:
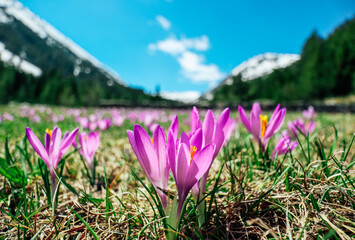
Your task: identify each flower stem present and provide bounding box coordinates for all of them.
[50,171,57,217]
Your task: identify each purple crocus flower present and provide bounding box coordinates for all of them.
[3,113,14,121]
[302,106,317,121]
[112,115,124,127]
[288,118,316,137]
[88,122,97,131]
[78,132,100,170]
[271,131,298,160]
[167,129,215,216]
[127,124,170,209]
[238,102,286,152]
[26,126,79,200]
[190,107,230,198]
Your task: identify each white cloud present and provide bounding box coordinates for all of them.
[156,15,171,30]
[149,35,224,84]
[148,36,185,55]
[149,35,210,55]
[178,51,225,84]
[161,91,201,103]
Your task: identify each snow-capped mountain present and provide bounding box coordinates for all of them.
[231,53,299,81]
[0,0,124,84]
[204,53,300,100]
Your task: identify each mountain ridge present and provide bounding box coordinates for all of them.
[0,0,125,86]
[204,52,300,100]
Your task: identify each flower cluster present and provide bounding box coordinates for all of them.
[127,107,234,223]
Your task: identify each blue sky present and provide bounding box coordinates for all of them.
[21,0,355,99]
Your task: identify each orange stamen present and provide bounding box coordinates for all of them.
[45,128,52,137]
[190,145,197,164]
[259,115,268,138]
[150,138,153,144]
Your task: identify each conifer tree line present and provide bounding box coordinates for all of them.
[211,17,355,103]
[0,17,354,106]
[0,66,165,106]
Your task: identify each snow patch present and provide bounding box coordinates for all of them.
[0,41,42,76]
[0,7,11,23]
[231,52,300,81]
[0,0,124,84]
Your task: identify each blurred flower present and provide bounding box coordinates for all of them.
[98,118,111,131]
[78,132,100,170]
[272,131,298,160]
[3,113,14,121]
[112,115,125,127]
[302,106,317,121]
[223,117,237,146]
[238,103,286,152]
[288,118,316,137]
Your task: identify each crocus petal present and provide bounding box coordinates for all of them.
[238,106,251,132]
[60,128,79,157]
[289,141,298,151]
[223,118,236,146]
[308,121,316,134]
[167,130,177,180]
[45,132,51,153]
[180,131,190,147]
[217,108,230,130]
[188,144,215,182]
[153,126,169,180]
[175,143,190,191]
[169,115,179,141]
[203,110,215,145]
[269,104,280,123]
[153,126,169,208]
[252,102,262,117]
[264,108,286,140]
[250,109,261,139]
[133,125,159,181]
[50,127,62,169]
[127,129,150,177]
[26,127,50,167]
[190,128,203,152]
[191,106,202,133]
[79,132,92,167]
[212,126,225,160]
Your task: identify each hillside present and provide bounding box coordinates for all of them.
[207,17,355,104]
[0,0,166,106]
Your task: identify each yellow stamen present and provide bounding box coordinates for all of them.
[85,136,88,141]
[150,138,153,144]
[190,145,197,164]
[45,128,52,137]
[259,115,268,138]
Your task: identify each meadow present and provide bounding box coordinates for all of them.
[0,103,354,239]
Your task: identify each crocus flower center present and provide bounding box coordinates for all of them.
[85,136,88,141]
[45,128,52,137]
[259,115,268,138]
[190,145,197,164]
[150,138,153,143]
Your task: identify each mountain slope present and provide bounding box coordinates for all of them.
[204,53,300,100]
[0,0,124,85]
[205,17,355,103]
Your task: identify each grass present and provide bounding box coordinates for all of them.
[0,103,354,239]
